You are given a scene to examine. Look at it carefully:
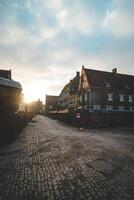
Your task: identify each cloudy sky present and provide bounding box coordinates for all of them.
[0,0,134,102]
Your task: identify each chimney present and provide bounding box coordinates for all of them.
[76,71,80,77]
[112,68,117,74]
[82,65,84,69]
[8,69,12,79]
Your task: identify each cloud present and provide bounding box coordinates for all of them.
[56,7,95,35]
[102,0,134,37]
[0,0,134,102]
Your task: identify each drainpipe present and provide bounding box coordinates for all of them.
[88,88,92,111]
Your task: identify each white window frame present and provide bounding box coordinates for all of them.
[128,95,133,102]
[49,105,52,109]
[106,81,110,88]
[80,95,82,102]
[84,105,87,109]
[118,106,125,111]
[85,92,88,101]
[106,105,113,111]
[129,107,133,111]
[93,105,101,110]
[119,94,124,102]
[108,94,113,101]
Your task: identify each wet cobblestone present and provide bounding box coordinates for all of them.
[0,115,134,200]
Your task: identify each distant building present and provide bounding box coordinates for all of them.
[80,66,134,112]
[45,95,59,113]
[0,69,22,113]
[58,71,80,112]
[47,66,134,126]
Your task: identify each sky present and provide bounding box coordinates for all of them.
[0,0,134,103]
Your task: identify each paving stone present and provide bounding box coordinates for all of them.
[0,115,134,200]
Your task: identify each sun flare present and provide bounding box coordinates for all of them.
[23,83,45,103]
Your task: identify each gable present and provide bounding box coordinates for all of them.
[81,68,90,90]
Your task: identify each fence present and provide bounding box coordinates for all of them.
[46,111,134,128]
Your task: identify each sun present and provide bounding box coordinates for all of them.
[23,83,45,103]
[23,87,38,103]
[24,90,37,103]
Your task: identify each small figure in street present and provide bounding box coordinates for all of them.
[76,111,83,130]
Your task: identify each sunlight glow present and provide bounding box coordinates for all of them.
[23,82,45,103]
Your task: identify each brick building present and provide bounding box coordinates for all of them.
[45,95,59,113]
[80,66,134,113]
[58,71,80,112]
[46,66,134,126]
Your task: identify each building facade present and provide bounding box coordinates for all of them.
[0,70,22,113]
[45,95,59,113]
[80,66,134,113]
[58,71,80,112]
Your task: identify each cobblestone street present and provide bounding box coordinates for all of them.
[0,115,134,200]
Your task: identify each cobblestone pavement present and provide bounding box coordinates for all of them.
[0,115,134,200]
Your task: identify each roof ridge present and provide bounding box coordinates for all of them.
[84,67,134,77]
[84,68,113,74]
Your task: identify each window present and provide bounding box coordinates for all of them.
[49,105,52,109]
[129,107,133,111]
[93,105,101,110]
[80,95,82,102]
[106,105,113,111]
[118,106,125,111]
[84,105,87,109]
[85,93,88,101]
[105,81,110,88]
[129,95,133,102]
[125,84,130,89]
[108,94,113,101]
[119,94,124,102]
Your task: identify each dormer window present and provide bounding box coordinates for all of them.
[125,84,130,89]
[119,94,124,102]
[108,94,113,101]
[123,80,130,90]
[105,80,111,88]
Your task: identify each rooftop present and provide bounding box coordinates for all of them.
[0,76,22,89]
[84,67,134,90]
